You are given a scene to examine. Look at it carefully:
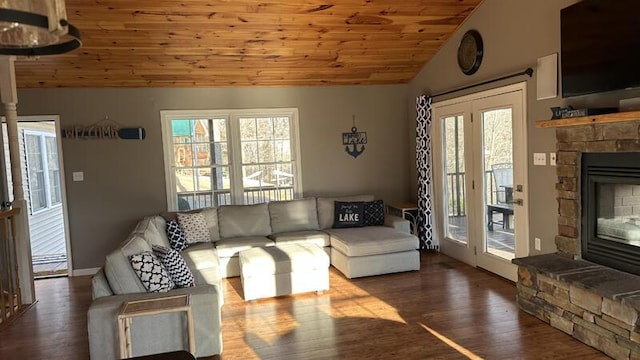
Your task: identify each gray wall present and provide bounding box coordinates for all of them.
[408,0,640,255]
[15,85,410,269]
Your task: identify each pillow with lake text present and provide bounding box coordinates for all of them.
[333,201,365,228]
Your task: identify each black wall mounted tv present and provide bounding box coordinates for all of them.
[561,0,640,98]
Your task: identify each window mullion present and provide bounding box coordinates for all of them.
[228,115,244,204]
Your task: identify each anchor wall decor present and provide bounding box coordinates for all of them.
[342,115,367,158]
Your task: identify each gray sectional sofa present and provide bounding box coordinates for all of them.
[88,195,419,359]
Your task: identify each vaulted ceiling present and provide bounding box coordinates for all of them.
[13,0,483,88]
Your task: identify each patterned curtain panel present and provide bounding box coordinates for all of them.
[416,95,437,250]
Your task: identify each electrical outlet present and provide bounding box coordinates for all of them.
[533,153,547,166]
[549,152,557,166]
[535,237,541,251]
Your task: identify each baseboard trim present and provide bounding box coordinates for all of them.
[72,267,100,277]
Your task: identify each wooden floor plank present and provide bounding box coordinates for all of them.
[0,253,609,359]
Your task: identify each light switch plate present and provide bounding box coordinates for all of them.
[549,152,557,166]
[533,153,547,166]
[72,171,84,182]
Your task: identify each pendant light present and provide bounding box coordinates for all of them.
[0,0,81,56]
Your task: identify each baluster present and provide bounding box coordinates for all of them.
[0,209,21,323]
[4,215,15,316]
[10,210,21,310]
[0,214,6,322]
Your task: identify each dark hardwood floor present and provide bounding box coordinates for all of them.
[0,253,610,360]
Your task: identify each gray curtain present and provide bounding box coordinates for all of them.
[416,95,437,250]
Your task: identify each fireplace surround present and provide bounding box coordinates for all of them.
[514,119,640,360]
[581,152,640,276]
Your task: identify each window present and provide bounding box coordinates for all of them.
[161,109,302,211]
[24,132,61,213]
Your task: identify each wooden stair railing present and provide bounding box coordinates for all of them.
[0,208,21,324]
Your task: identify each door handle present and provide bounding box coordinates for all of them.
[513,198,523,206]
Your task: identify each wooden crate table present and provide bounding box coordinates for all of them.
[117,294,195,359]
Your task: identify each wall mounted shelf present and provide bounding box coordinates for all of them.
[535,110,640,128]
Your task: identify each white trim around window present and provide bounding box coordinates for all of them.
[23,129,62,215]
[160,108,303,211]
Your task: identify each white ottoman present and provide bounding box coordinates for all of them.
[239,244,330,301]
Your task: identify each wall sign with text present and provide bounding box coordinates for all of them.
[342,126,367,158]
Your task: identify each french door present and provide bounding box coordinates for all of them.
[432,83,529,281]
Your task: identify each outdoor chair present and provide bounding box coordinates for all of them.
[487,163,513,231]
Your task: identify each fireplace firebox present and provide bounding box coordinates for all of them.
[582,152,640,276]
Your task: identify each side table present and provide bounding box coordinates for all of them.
[387,202,419,236]
[117,294,195,359]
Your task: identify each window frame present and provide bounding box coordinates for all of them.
[23,130,62,214]
[160,108,303,211]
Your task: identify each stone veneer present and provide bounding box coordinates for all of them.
[513,120,640,359]
[514,254,640,360]
[555,120,640,256]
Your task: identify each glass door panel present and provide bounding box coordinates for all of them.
[481,108,515,260]
[443,115,468,243]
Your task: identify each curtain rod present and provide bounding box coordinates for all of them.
[432,67,534,98]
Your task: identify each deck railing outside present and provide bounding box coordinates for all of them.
[446,171,499,217]
[177,187,295,210]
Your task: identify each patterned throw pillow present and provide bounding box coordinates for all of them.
[177,212,210,244]
[364,200,385,226]
[129,252,175,293]
[153,245,195,288]
[166,218,188,252]
[333,201,365,228]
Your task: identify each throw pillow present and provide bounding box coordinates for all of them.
[166,218,188,252]
[363,200,385,226]
[177,212,210,244]
[333,201,365,228]
[152,245,195,288]
[129,252,175,293]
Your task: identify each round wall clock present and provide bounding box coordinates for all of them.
[457,30,483,75]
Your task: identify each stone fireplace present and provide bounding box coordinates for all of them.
[514,120,640,360]
[554,120,640,258]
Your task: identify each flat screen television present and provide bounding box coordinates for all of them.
[561,0,640,98]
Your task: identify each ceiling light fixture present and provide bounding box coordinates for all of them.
[0,0,81,56]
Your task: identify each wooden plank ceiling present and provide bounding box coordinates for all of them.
[13,0,483,88]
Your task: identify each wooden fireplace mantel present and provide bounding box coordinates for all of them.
[535,110,640,128]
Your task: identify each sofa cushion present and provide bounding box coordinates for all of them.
[177,212,210,244]
[200,207,221,241]
[218,203,271,238]
[166,218,188,252]
[333,201,365,228]
[317,195,375,229]
[270,230,330,247]
[364,200,385,226]
[104,234,150,295]
[153,245,195,288]
[328,226,419,257]
[215,236,275,258]
[129,251,175,293]
[91,268,113,300]
[181,242,222,286]
[269,198,320,233]
[134,216,171,249]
